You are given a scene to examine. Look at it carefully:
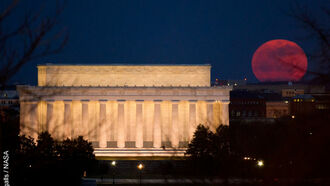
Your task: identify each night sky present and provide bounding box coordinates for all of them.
[5,0,328,85]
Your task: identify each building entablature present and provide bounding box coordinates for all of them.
[17,85,231,102]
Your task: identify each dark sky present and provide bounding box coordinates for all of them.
[5,0,328,85]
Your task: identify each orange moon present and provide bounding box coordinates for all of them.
[252,39,308,82]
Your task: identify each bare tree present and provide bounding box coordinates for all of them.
[0,0,68,88]
[288,2,330,84]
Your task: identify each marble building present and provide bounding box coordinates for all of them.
[18,64,231,158]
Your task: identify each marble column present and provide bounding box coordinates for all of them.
[46,100,55,134]
[64,100,72,139]
[99,100,107,148]
[20,101,29,136]
[81,100,89,138]
[30,102,38,140]
[72,101,82,137]
[135,100,144,148]
[171,100,179,148]
[54,101,65,140]
[206,100,215,130]
[37,101,47,132]
[153,100,162,148]
[90,101,100,142]
[117,100,125,148]
[188,100,197,141]
[221,100,230,126]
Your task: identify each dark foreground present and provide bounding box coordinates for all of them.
[83,160,330,186]
[82,178,330,186]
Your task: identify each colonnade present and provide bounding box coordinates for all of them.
[20,99,229,148]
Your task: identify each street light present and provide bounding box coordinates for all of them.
[137,163,144,185]
[257,160,264,167]
[111,161,116,184]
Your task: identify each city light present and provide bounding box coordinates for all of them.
[291,115,295,119]
[257,160,264,167]
[137,163,144,170]
[111,161,116,166]
[243,156,251,160]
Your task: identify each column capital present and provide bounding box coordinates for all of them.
[81,99,90,102]
[206,100,215,103]
[117,99,126,103]
[135,100,144,102]
[46,99,55,103]
[171,100,180,103]
[99,99,108,103]
[188,100,198,103]
[63,99,72,103]
[154,99,163,103]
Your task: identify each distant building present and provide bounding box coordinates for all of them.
[235,82,325,95]
[0,86,19,111]
[291,94,330,116]
[282,89,304,98]
[229,90,266,120]
[0,86,19,123]
[266,101,289,119]
[229,81,329,121]
[230,90,290,121]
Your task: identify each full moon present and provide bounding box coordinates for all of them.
[252,39,308,82]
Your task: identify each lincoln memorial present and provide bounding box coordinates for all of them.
[18,64,231,158]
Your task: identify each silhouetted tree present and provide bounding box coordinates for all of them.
[288,2,330,84]
[11,131,95,186]
[0,0,68,88]
[185,124,231,177]
[0,1,68,181]
[186,124,214,161]
[57,136,95,184]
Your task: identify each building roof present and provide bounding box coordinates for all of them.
[231,90,283,101]
[38,63,211,67]
[293,94,314,99]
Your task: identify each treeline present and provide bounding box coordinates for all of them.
[186,112,330,180]
[1,108,95,186]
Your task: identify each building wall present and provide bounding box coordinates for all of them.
[266,101,289,118]
[37,65,211,87]
[282,89,304,97]
[18,86,231,157]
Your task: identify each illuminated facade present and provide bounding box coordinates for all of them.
[18,64,231,158]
